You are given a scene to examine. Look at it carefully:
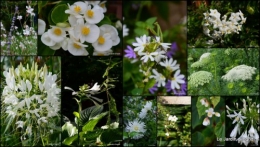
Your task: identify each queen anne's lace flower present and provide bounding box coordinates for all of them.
[222,65,257,82]
[188,71,213,87]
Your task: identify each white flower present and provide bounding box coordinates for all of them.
[65,1,87,17]
[149,69,166,87]
[165,132,169,136]
[26,125,32,136]
[99,24,120,46]
[132,35,148,54]
[47,26,66,43]
[41,32,56,46]
[16,121,24,129]
[84,4,104,24]
[170,70,185,89]
[222,65,257,82]
[143,101,153,111]
[92,33,113,52]
[154,48,167,63]
[88,82,100,92]
[139,51,158,63]
[159,58,179,71]
[230,123,239,138]
[200,98,209,107]
[125,119,146,139]
[238,131,249,146]
[38,19,46,35]
[67,39,89,56]
[155,36,171,50]
[199,53,211,61]
[202,117,210,126]
[123,24,129,37]
[209,9,220,20]
[98,1,107,13]
[205,108,215,117]
[214,112,220,117]
[138,108,147,119]
[168,115,178,122]
[227,111,247,125]
[93,49,113,56]
[188,71,213,88]
[74,22,100,43]
[17,15,22,20]
[26,5,34,14]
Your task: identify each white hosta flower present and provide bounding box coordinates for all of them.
[84,4,104,24]
[125,119,146,139]
[202,117,210,126]
[227,111,247,125]
[238,131,249,146]
[38,19,46,35]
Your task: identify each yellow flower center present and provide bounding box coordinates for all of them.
[74,6,81,13]
[98,36,105,44]
[53,28,62,36]
[81,27,90,35]
[73,43,81,49]
[134,126,139,131]
[87,10,94,18]
[172,77,175,81]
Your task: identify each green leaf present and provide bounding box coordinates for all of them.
[98,16,112,26]
[134,28,148,36]
[196,97,208,119]
[131,88,143,95]
[192,98,200,129]
[214,121,225,140]
[192,131,205,146]
[62,135,78,145]
[51,4,69,24]
[210,96,220,108]
[145,17,157,25]
[80,129,102,141]
[82,112,108,132]
[135,21,146,28]
[80,105,104,125]
[100,128,122,144]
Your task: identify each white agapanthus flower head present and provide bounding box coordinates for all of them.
[2,61,60,137]
[222,65,257,82]
[188,71,213,88]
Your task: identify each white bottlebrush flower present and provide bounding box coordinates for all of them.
[230,123,240,138]
[227,111,247,125]
[149,69,166,87]
[67,39,89,56]
[170,70,185,89]
[205,108,215,117]
[159,58,179,72]
[202,117,210,126]
[222,65,257,82]
[38,19,46,35]
[188,71,213,88]
[84,4,104,24]
[125,119,146,139]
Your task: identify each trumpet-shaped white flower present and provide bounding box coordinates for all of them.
[230,123,240,138]
[237,131,249,146]
[89,82,100,91]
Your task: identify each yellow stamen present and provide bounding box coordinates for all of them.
[81,27,90,35]
[134,126,139,131]
[74,6,81,13]
[98,36,105,44]
[53,28,62,36]
[73,43,81,49]
[87,10,94,18]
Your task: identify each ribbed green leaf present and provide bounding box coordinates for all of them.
[80,105,103,126]
[82,112,108,132]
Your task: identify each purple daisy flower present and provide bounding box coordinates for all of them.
[166,42,178,58]
[124,45,136,59]
[149,82,158,94]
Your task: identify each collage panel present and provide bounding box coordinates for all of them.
[61,56,123,146]
[123,96,157,146]
[37,0,122,56]
[123,1,187,96]
[0,56,61,146]
[191,96,225,146]
[225,96,259,146]
[1,1,37,55]
[188,48,259,96]
[188,1,259,48]
[157,96,191,146]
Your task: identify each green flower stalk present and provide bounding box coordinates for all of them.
[1,61,61,146]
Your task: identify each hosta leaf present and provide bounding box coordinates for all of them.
[100,128,122,144]
[62,134,78,145]
[80,105,103,125]
[82,112,108,132]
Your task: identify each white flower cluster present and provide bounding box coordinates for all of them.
[188,71,213,87]
[2,62,60,137]
[222,65,257,82]
[191,53,211,68]
[133,35,185,90]
[40,1,120,56]
[199,98,220,126]
[167,114,178,122]
[226,97,259,146]
[203,9,246,42]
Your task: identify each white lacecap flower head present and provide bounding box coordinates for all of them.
[222,65,257,82]
[188,71,213,88]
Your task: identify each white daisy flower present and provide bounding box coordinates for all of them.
[159,58,179,71]
[125,119,146,139]
[170,70,185,89]
[149,69,166,87]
